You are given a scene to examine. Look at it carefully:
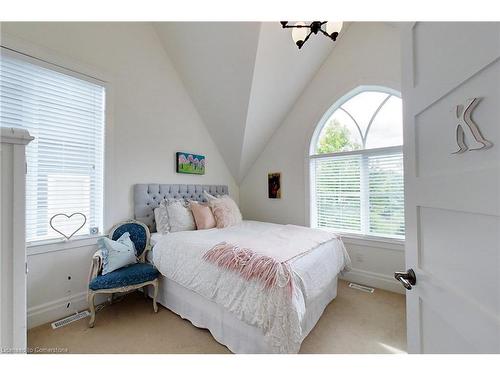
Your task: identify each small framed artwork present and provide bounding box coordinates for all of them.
[268,172,281,199]
[176,152,206,175]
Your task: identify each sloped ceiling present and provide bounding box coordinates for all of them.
[154,22,337,182]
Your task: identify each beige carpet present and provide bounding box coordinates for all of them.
[28,280,406,354]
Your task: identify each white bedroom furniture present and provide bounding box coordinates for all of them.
[134,184,350,353]
[87,220,160,328]
[151,222,349,353]
[0,127,33,352]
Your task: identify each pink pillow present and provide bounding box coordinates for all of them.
[208,195,242,228]
[189,201,216,230]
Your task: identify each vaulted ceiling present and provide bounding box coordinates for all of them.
[154,22,338,182]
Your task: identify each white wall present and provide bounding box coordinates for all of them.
[1,22,238,327]
[239,22,405,293]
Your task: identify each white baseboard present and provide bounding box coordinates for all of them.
[27,269,403,329]
[27,292,106,329]
[340,268,405,294]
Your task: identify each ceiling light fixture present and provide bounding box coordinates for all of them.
[280,21,343,49]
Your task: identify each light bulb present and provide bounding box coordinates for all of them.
[326,21,343,36]
[291,22,308,45]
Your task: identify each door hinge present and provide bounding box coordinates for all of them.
[26,262,29,274]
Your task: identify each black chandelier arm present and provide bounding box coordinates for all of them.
[304,30,314,42]
[281,21,328,30]
[319,28,330,37]
[298,30,314,49]
[281,24,311,29]
[319,28,336,40]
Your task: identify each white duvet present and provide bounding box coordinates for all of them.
[152,220,350,353]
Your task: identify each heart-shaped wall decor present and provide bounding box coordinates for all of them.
[49,212,87,240]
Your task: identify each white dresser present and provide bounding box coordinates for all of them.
[1,127,33,353]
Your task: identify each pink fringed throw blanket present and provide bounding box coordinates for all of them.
[202,225,340,296]
[203,242,294,295]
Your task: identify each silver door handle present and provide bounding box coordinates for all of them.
[394,269,416,290]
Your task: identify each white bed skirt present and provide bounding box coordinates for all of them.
[151,275,339,354]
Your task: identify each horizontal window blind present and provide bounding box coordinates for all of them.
[312,150,404,239]
[368,152,404,238]
[0,51,105,243]
[313,154,362,233]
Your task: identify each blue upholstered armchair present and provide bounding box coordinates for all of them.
[87,220,160,327]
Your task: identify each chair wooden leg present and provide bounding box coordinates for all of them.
[88,292,96,328]
[152,280,158,313]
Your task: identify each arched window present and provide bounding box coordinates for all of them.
[310,87,404,239]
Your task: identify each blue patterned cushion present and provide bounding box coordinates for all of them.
[111,223,148,256]
[89,263,159,290]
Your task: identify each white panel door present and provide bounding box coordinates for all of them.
[401,22,500,353]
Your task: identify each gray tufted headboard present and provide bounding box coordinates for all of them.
[134,184,228,232]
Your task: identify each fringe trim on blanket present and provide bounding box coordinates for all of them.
[203,242,294,296]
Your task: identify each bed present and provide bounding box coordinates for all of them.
[134,184,350,353]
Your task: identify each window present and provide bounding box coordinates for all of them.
[310,87,404,239]
[0,49,105,243]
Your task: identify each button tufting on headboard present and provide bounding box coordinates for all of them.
[134,184,228,232]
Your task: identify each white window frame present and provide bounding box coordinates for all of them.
[308,85,404,243]
[1,36,114,251]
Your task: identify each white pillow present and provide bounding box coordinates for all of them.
[203,191,219,201]
[167,199,196,232]
[154,200,170,234]
[155,198,196,233]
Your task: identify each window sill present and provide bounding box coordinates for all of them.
[27,234,106,256]
[318,229,405,251]
[339,233,405,251]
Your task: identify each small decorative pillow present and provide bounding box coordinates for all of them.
[164,198,196,232]
[99,232,137,275]
[203,191,219,201]
[206,194,242,228]
[190,201,216,230]
[154,200,170,234]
